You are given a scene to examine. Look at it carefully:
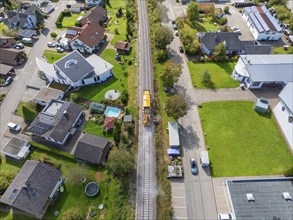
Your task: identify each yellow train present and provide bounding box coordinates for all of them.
[143,90,151,125]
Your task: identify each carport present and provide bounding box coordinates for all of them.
[0,64,14,76]
[17,29,37,39]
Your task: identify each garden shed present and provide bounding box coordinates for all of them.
[90,102,105,113]
[254,98,269,114]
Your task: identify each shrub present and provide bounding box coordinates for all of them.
[218,17,227,25]
[74,21,82,27]
[0,171,16,194]
[22,105,38,123]
[155,49,169,63]
[239,9,243,13]
[114,28,119,34]
[70,93,79,102]
[31,153,62,170]
[62,208,84,220]
[50,32,57,39]
[224,6,229,14]
[200,71,213,87]
[120,90,129,105]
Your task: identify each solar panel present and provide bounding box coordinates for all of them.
[249,13,264,32]
[66,29,77,36]
[255,13,270,31]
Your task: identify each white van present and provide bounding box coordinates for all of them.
[21,37,33,44]
[200,151,210,167]
[7,122,21,131]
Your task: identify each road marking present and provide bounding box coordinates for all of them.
[173,206,187,209]
[172,196,186,199]
[172,216,188,219]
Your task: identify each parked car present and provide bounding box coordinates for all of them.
[7,122,21,132]
[4,76,13,86]
[231,26,241,34]
[218,213,233,220]
[190,158,198,174]
[47,42,56,47]
[175,31,179,36]
[171,20,175,24]
[56,47,64,52]
[13,43,24,49]
[21,37,33,44]
[66,4,71,8]
[173,24,177,30]
[179,46,184,53]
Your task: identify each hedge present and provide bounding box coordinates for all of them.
[55,9,72,28]
[29,141,75,160]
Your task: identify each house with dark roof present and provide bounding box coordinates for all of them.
[34,86,64,106]
[27,99,83,145]
[0,48,26,66]
[242,5,282,41]
[0,160,63,219]
[2,5,39,30]
[198,32,271,56]
[0,36,16,48]
[79,5,107,26]
[36,50,113,88]
[74,133,111,164]
[114,41,132,54]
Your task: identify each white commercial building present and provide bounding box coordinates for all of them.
[242,5,282,41]
[168,122,180,148]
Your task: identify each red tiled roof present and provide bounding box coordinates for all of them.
[114,41,128,50]
[103,117,117,129]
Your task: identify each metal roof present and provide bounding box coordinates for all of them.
[227,178,293,220]
[279,82,293,113]
[168,122,180,147]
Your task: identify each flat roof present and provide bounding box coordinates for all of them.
[279,82,293,113]
[43,100,64,116]
[168,122,180,147]
[85,54,113,76]
[227,178,293,220]
[1,137,29,157]
[34,86,62,102]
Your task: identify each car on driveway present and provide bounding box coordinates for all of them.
[190,158,198,174]
[179,46,184,53]
[173,24,177,30]
[4,76,13,86]
[231,26,241,34]
[175,31,179,36]
[56,47,64,52]
[13,43,24,49]
[47,42,56,47]
[7,122,21,132]
[218,213,233,220]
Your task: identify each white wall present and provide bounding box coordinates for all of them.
[273,101,293,150]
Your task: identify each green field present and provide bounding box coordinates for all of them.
[62,12,85,27]
[188,61,239,89]
[272,46,293,54]
[199,101,293,177]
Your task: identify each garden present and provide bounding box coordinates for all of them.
[188,61,239,89]
[199,101,293,177]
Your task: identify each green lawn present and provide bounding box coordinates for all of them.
[0,23,8,36]
[84,120,113,140]
[43,50,66,64]
[199,101,293,177]
[62,12,85,27]
[195,17,219,32]
[0,148,132,219]
[188,61,239,89]
[272,46,293,54]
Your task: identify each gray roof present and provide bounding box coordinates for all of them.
[123,115,132,122]
[5,10,29,28]
[0,160,62,219]
[245,45,272,54]
[168,122,180,147]
[34,86,63,103]
[279,82,293,113]
[27,100,83,143]
[17,29,37,38]
[54,50,94,83]
[0,64,14,75]
[1,137,29,156]
[200,32,241,51]
[74,133,111,164]
[227,178,293,220]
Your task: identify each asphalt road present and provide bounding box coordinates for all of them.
[136,0,156,220]
[164,0,218,219]
[0,1,68,147]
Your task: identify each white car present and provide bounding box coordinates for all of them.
[56,47,64,52]
[218,213,233,220]
[231,26,241,34]
[47,42,56,47]
[7,122,21,132]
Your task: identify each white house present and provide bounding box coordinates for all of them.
[273,82,293,150]
[242,5,282,41]
[36,50,113,88]
[232,54,293,89]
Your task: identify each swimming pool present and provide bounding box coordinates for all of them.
[104,106,121,118]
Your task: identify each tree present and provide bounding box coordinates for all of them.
[268,0,287,7]
[186,2,199,22]
[206,6,215,17]
[70,93,79,102]
[214,42,227,61]
[120,90,129,105]
[160,61,182,88]
[22,105,38,124]
[67,164,88,187]
[0,171,16,194]
[155,49,169,63]
[62,208,84,220]
[180,30,200,55]
[200,71,213,87]
[165,95,187,120]
[107,148,134,176]
[50,32,57,39]
[113,120,122,143]
[224,6,229,14]
[154,25,174,50]
[35,7,45,25]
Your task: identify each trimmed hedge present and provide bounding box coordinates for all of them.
[55,9,72,28]
[29,141,75,160]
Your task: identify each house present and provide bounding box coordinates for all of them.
[17,29,37,39]
[36,50,113,88]
[114,41,132,54]
[0,36,16,48]
[0,48,26,66]
[0,160,63,219]
[38,2,55,14]
[273,82,293,149]
[198,32,271,56]
[74,133,111,164]
[34,86,64,106]
[85,0,104,8]
[232,54,293,89]
[168,122,180,148]
[242,5,282,41]
[79,5,107,26]
[2,5,39,30]
[65,20,105,53]
[226,178,293,220]
[103,116,117,130]
[1,137,31,160]
[27,100,83,145]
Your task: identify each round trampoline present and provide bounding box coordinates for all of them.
[105,89,121,101]
[84,182,99,197]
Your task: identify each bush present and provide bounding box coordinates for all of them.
[218,17,227,25]
[120,90,129,105]
[224,6,229,14]
[239,9,242,13]
[200,71,213,87]
[50,32,57,39]
[113,120,122,143]
[0,171,16,194]
[62,208,84,220]
[155,49,169,63]
[70,93,79,102]
[284,166,293,177]
[114,28,119,34]
[74,21,82,27]
[22,105,38,123]
[107,148,134,176]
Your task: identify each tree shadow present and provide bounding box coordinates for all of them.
[256,111,272,119]
[174,85,195,109]
[178,123,200,151]
[167,47,184,64]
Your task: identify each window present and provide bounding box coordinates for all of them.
[97,76,100,81]
[289,116,293,123]
[82,80,85,85]
[282,107,285,111]
[94,77,97,82]
[252,82,260,87]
